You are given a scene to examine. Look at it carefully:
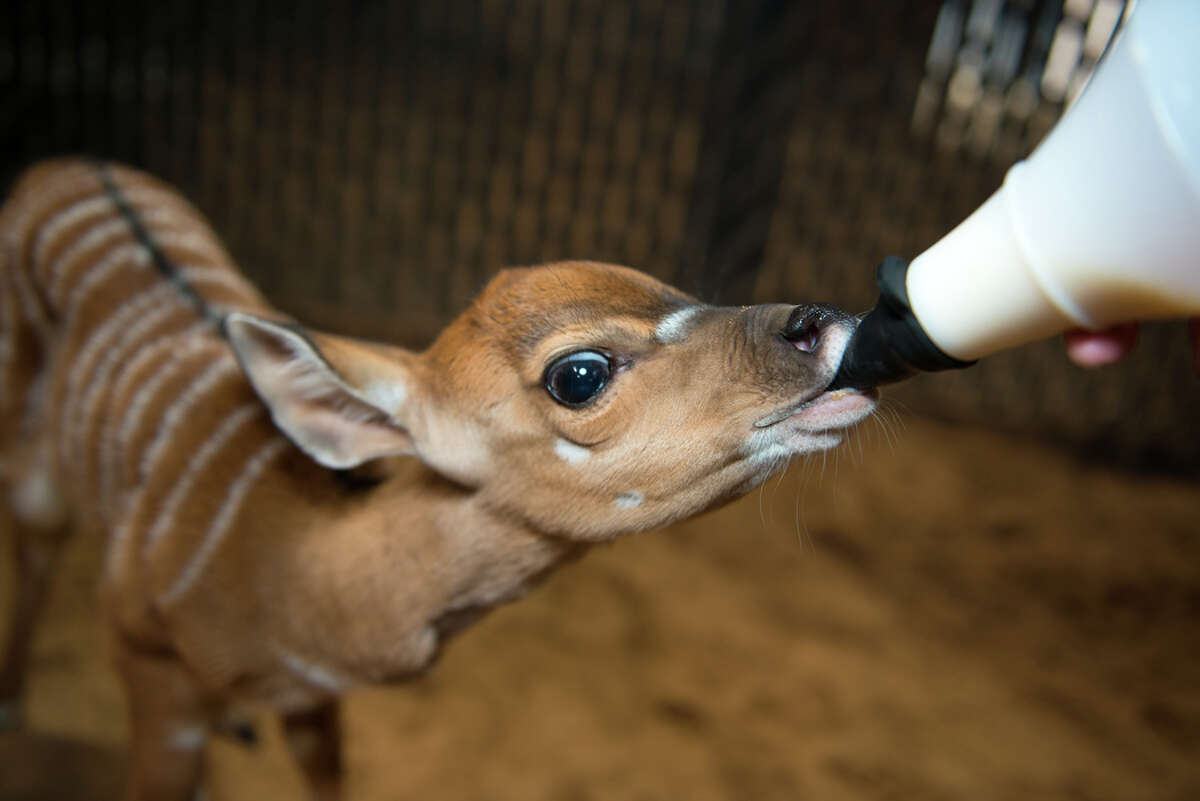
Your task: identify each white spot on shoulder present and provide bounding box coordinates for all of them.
[654,306,703,344]
[614,491,644,509]
[554,438,590,464]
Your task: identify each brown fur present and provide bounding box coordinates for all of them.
[0,159,876,799]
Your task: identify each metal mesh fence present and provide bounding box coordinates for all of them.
[2,0,1196,472]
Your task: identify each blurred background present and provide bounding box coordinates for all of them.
[2,1,1199,799]
[1,0,1196,470]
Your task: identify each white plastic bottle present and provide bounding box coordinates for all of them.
[831,0,1200,389]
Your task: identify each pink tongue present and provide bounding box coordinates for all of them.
[794,390,872,427]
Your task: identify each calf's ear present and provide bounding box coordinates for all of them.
[224,313,417,469]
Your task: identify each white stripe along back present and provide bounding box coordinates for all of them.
[58,282,177,469]
[99,330,215,515]
[47,208,173,301]
[33,194,123,268]
[59,263,256,474]
[73,300,190,469]
[159,435,289,605]
[143,402,262,556]
[138,354,243,485]
[35,184,198,273]
[6,160,296,628]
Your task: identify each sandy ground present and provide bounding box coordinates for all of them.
[1,415,1198,801]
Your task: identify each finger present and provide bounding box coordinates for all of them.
[1064,323,1140,367]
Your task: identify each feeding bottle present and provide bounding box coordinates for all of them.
[830,0,1200,390]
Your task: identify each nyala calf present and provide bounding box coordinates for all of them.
[0,159,876,799]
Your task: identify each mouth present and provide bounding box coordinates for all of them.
[753,384,878,431]
[780,386,879,431]
[739,313,880,466]
[755,316,877,431]
[742,383,879,468]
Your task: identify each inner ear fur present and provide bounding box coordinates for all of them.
[224,313,419,469]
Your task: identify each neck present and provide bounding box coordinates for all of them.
[264,457,582,684]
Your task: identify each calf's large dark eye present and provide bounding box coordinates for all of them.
[545,350,612,407]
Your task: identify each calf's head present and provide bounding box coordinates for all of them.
[226,262,877,540]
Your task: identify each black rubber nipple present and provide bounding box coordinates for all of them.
[827,256,975,390]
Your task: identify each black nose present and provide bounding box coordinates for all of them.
[782,304,843,353]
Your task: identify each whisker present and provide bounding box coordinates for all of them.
[758,481,768,531]
[871,409,897,454]
[793,452,816,550]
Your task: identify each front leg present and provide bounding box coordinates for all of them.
[114,642,211,801]
[0,468,73,729]
[283,700,343,801]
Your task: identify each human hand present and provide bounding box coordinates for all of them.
[1064,320,1200,374]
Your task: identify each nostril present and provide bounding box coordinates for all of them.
[789,323,821,353]
[782,305,826,353]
